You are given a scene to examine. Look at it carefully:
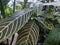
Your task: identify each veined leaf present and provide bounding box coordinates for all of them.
[35,17,54,30]
[16,20,39,45]
[0,9,34,42]
[44,21,54,30]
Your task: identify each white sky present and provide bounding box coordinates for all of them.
[17,0,37,2]
[17,0,60,1]
[54,0,60,1]
[16,0,60,2]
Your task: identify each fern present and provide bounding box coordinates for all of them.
[16,20,39,45]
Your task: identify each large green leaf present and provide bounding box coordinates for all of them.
[44,28,60,45]
[16,20,39,45]
[0,9,35,42]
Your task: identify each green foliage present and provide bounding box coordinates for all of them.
[35,17,54,30]
[0,0,60,45]
[23,0,28,9]
[43,6,54,19]
[16,20,39,45]
[44,20,54,30]
[16,6,22,10]
[0,0,10,6]
[57,18,60,23]
[5,6,13,17]
[55,24,60,28]
[44,28,60,45]
[46,7,53,14]
[0,0,10,18]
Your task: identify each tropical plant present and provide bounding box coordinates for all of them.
[44,28,60,45]
[16,20,39,45]
[0,0,60,45]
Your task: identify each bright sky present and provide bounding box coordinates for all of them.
[16,0,60,2]
[17,0,37,2]
[54,0,60,1]
[8,0,60,7]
